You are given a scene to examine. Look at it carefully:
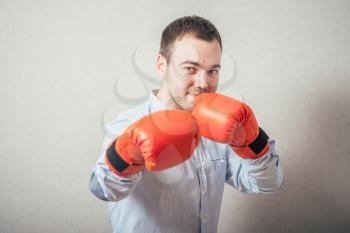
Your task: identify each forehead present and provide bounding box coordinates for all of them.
[170,34,222,66]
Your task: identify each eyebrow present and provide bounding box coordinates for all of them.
[180,60,221,69]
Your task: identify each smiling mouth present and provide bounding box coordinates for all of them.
[188,93,200,98]
[188,90,203,95]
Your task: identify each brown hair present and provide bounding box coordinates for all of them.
[159,15,222,62]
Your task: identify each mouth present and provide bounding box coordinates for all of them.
[188,93,200,99]
[188,91,208,97]
[188,90,205,96]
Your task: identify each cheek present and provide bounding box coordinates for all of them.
[171,74,193,90]
[208,77,219,89]
[167,68,194,91]
[184,77,195,87]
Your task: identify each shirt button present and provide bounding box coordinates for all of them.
[202,190,206,195]
[202,218,207,223]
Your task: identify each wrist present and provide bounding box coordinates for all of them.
[231,127,270,159]
[105,139,145,177]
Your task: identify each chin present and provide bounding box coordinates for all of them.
[183,105,193,111]
[183,99,194,111]
[187,93,198,102]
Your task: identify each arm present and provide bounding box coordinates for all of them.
[225,139,284,193]
[89,113,142,202]
[192,93,284,193]
[89,110,200,201]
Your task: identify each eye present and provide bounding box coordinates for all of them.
[208,70,219,76]
[184,67,197,73]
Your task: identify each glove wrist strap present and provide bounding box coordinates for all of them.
[232,127,270,159]
[105,140,144,177]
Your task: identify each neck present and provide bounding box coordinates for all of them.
[156,87,178,110]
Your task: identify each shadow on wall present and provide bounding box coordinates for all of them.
[276,76,350,233]
[221,76,350,233]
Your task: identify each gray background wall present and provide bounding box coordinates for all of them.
[1,0,349,232]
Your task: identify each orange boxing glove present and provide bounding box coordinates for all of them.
[105,110,200,177]
[192,93,269,159]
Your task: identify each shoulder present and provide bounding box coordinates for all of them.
[104,100,152,137]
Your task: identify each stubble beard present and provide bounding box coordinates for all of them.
[165,78,194,111]
[164,69,193,111]
[167,85,190,111]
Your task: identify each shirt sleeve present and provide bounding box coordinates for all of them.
[225,139,284,194]
[89,112,142,202]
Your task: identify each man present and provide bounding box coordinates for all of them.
[89,15,284,233]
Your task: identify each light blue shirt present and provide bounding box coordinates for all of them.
[89,90,284,233]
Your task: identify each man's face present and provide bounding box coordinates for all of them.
[157,34,222,111]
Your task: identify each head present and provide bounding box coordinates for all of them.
[156,15,222,111]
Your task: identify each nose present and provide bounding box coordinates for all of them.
[194,70,209,90]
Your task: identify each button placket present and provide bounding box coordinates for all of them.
[198,140,208,231]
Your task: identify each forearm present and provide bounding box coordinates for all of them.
[89,124,142,201]
[89,159,142,202]
[226,139,284,193]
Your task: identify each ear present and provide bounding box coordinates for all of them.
[155,54,167,78]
